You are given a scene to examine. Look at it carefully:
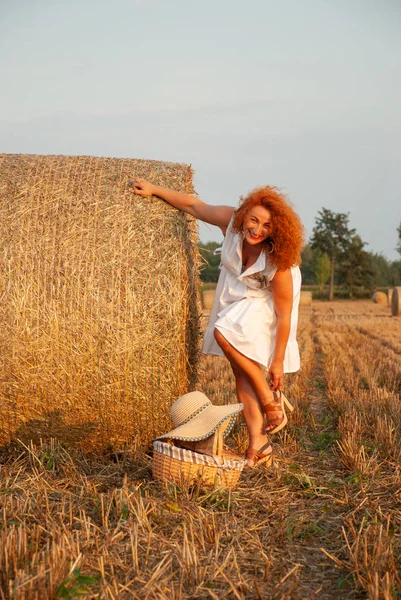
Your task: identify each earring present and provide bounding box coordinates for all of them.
[268,240,274,254]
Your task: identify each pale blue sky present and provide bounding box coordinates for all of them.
[1,0,400,258]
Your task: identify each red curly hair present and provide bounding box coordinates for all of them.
[232,187,305,271]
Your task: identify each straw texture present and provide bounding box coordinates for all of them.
[156,391,243,441]
[391,287,401,316]
[299,291,312,306]
[201,289,215,310]
[372,291,387,305]
[0,153,202,449]
[152,441,244,490]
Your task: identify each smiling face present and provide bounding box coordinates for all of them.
[242,205,273,246]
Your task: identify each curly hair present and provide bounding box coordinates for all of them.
[231,187,305,271]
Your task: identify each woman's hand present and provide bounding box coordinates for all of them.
[132,178,154,197]
[269,359,284,391]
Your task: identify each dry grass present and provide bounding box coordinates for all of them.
[0,154,201,450]
[1,301,400,599]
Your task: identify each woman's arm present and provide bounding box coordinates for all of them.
[269,270,293,390]
[132,178,234,235]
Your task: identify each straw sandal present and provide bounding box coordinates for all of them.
[262,390,294,435]
[245,441,273,469]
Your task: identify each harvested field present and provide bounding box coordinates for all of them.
[1,300,400,599]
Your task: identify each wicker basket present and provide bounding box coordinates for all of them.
[152,440,245,489]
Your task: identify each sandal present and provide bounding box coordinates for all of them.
[261,390,294,435]
[245,441,273,468]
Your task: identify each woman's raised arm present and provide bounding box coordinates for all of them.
[132,178,234,234]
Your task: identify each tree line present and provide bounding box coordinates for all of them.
[199,210,401,300]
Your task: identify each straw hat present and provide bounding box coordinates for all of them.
[156,391,244,442]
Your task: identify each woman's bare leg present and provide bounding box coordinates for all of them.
[213,329,284,431]
[234,371,271,466]
[214,326,276,396]
[214,329,281,464]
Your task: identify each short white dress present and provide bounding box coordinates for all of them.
[202,215,301,372]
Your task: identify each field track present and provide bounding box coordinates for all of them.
[1,301,400,599]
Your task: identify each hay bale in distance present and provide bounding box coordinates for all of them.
[202,290,215,310]
[0,153,201,450]
[392,287,401,316]
[299,291,312,307]
[372,291,387,305]
[388,288,393,307]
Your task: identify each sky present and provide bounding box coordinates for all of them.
[1,0,400,259]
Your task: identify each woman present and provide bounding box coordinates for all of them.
[133,178,304,467]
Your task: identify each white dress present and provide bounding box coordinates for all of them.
[202,216,301,372]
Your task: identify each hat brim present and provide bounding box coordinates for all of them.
[155,402,244,442]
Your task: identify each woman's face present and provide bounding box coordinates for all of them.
[242,205,273,246]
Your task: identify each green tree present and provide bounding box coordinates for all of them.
[315,252,331,290]
[397,222,401,257]
[390,260,401,286]
[198,241,222,282]
[368,252,401,287]
[369,253,393,287]
[300,243,315,284]
[338,235,375,298]
[310,208,356,300]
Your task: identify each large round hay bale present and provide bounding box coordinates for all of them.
[202,289,215,310]
[391,287,401,316]
[372,291,387,304]
[299,291,312,306]
[0,154,201,450]
[388,288,393,307]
